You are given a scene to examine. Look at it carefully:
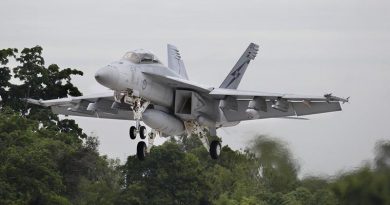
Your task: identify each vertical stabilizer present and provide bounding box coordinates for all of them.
[219,43,259,89]
[167,44,189,80]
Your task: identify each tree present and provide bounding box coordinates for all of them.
[249,135,299,193]
[375,140,390,170]
[119,142,208,205]
[0,46,121,205]
[0,46,86,139]
[330,141,390,205]
[0,48,17,105]
[0,111,71,204]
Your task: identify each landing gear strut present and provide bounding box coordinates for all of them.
[127,96,150,140]
[116,92,156,160]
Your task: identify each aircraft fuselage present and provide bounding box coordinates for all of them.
[95,60,178,108]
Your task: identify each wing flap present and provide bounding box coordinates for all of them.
[292,101,341,116]
[221,101,297,121]
[221,100,343,122]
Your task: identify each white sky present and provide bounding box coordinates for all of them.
[1,0,389,176]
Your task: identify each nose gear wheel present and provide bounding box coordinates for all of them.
[137,141,147,160]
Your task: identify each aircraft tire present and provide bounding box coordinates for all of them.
[139,126,147,139]
[210,140,221,160]
[137,141,147,160]
[129,126,137,140]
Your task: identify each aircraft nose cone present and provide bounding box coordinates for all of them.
[95,66,119,89]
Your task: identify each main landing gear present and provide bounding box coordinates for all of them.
[131,119,221,160]
[184,121,222,160]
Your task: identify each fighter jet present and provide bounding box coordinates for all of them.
[27,43,349,160]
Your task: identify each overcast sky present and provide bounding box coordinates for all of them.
[1,0,389,176]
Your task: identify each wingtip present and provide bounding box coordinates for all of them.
[24,98,44,106]
[167,44,177,49]
[344,96,350,104]
[324,93,350,103]
[249,42,260,50]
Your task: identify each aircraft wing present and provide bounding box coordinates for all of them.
[209,88,348,122]
[26,92,134,120]
[210,88,349,102]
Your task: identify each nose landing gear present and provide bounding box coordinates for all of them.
[136,141,147,160]
[136,129,159,160]
[139,126,147,139]
[128,96,149,140]
[129,126,137,140]
[119,93,155,160]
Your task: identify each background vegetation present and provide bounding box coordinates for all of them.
[1,47,389,205]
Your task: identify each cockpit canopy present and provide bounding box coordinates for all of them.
[122,50,161,64]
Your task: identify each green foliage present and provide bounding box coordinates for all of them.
[120,142,207,205]
[0,46,121,205]
[0,111,70,204]
[328,141,390,205]
[331,167,390,205]
[0,46,86,139]
[250,135,299,193]
[0,48,17,105]
[0,110,122,205]
[2,46,82,111]
[375,140,390,171]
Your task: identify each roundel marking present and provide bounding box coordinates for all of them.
[142,79,147,90]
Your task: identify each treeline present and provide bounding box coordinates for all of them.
[1,47,389,205]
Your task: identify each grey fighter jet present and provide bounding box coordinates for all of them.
[27,43,349,160]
